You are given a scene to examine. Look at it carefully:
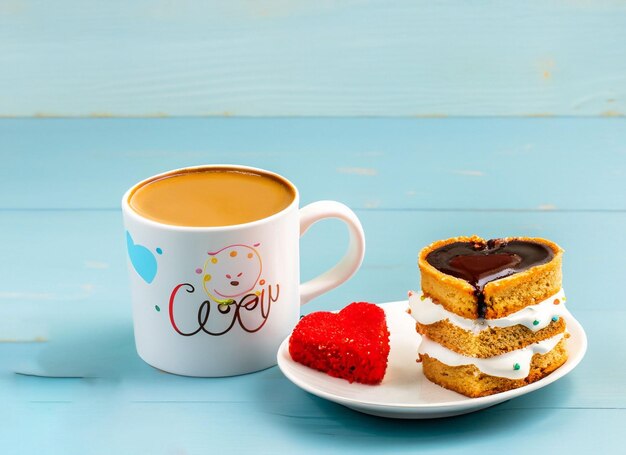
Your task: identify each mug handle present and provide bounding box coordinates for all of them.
[299,201,365,305]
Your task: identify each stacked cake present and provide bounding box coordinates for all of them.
[409,236,569,397]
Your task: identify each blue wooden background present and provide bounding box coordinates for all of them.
[1,2,625,454]
[1,0,625,117]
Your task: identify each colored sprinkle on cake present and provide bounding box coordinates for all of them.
[289,302,390,385]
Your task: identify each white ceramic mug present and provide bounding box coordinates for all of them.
[122,165,365,377]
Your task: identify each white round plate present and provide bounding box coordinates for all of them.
[277,300,587,419]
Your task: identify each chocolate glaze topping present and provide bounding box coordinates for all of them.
[426,239,554,318]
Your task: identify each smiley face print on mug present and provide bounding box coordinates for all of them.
[201,243,263,304]
[169,242,278,337]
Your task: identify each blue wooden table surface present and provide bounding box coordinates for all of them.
[0,118,623,454]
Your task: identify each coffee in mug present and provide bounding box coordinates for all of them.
[128,167,296,227]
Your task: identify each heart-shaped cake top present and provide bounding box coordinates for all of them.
[289,302,390,384]
[426,238,554,317]
[427,239,554,289]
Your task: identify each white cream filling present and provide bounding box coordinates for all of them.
[419,331,565,380]
[408,288,567,333]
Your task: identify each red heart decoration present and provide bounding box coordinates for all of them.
[289,302,390,384]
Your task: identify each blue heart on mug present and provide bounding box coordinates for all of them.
[126,231,158,284]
